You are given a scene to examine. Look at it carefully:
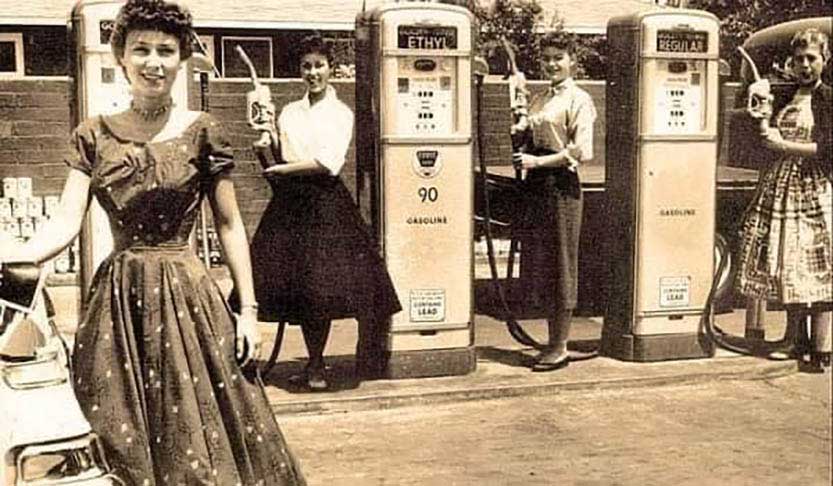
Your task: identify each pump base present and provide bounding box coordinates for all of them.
[601,328,713,362]
[384,346,476,379]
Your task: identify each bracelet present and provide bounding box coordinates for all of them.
[240,302,259,311]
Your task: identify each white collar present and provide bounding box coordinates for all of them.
[302,85,337,109]
[550,78,575,95]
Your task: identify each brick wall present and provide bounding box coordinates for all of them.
[0,77,744,237]
[0,79,73,197]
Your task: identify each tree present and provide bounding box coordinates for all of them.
[472,0,547,77]
[687,0,832,78]
[472,0,606,79]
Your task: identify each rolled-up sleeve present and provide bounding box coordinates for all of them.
[277,90,355,176]
[568,92,597,162]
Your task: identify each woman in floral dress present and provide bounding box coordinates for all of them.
[736,28,832,372]
[0,1,306,484]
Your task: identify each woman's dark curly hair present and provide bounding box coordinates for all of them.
[298,33,333,65]
[540,33,577,57]
[110,0,193,61]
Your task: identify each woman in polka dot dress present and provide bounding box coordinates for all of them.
[0,1,306,484]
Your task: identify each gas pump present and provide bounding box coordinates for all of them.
[601,10,721,361]
[70,0,190,303]
[355,1,476,378]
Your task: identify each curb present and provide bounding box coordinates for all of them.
[270,358,797,417]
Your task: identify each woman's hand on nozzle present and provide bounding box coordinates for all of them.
[761,127,788,153]
[513,152,538,170]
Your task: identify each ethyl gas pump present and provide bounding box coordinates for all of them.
[70,0,190,304]
[601,10,721,361]
[355,1,476,378]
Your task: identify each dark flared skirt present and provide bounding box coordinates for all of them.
[515,167,583,313]
[73,246,306,486]
[242,174,401,323]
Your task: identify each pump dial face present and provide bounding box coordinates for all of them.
[650,59,707,134]
[394,57,455,135]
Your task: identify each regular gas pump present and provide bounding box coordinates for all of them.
[70,0,190,303]
[601,10,721,361]
[355,1,476,378]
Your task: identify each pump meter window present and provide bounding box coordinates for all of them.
[393,25,458,135]
[644,29,711,135]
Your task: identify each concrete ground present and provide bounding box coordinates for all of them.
[278,372,831,486]
[46,285,831,485]
[258,309,830,485]
[250,309,812,414]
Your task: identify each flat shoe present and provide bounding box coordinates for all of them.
[532,356,570,372]
[306,369,329,391]
[288,370,329,391]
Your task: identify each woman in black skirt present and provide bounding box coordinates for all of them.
[512,35,597,372]
[243,34,401,390]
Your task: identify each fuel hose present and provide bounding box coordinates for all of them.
[701,233,793,359]
[474,72,546,351]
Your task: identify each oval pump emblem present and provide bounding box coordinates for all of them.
[414,59,437,71]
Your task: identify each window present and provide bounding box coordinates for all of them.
[222,36,273,79]
[23,29,68,76]
[0,34,24,77]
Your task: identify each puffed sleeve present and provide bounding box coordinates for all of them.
[194,113,235,178]
[64,120,97,176]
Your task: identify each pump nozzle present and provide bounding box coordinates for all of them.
[236,45,277,155]
[737,46,761,82]
[235,45,260,87]
[737,46,773,134]
[190,30,221,78]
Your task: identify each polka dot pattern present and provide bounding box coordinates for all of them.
[68,112,305,485]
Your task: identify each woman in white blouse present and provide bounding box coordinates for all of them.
[236,34,401,391]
